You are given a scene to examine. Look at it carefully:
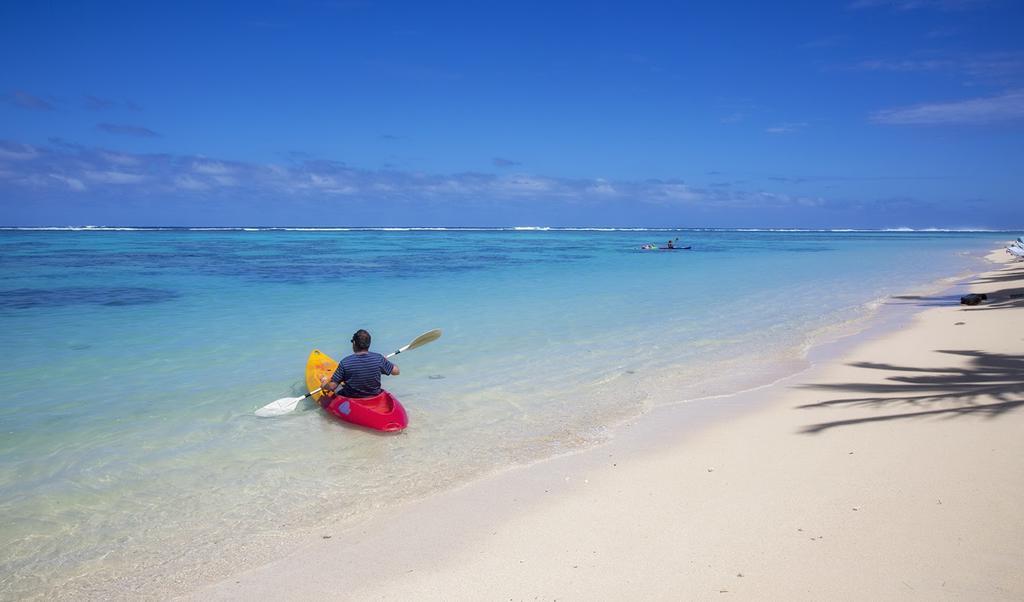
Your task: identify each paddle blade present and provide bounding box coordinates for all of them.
[405,328,442,351]
[254,396,304,417]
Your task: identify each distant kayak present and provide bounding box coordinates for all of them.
[658,246,692,250]
[305,349,408,432]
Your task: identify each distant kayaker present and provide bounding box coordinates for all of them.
[666,239,675,249]
[320,329,400,402]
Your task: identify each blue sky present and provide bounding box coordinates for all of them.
[1,0,1022,228]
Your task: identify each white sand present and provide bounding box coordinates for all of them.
[187,252,1024,601]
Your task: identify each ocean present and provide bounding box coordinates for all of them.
[0,227,1008,598]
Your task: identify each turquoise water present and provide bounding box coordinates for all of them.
[0,228,1006,598]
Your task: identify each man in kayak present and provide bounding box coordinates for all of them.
[320,329,400,402]
[666,239,675,249]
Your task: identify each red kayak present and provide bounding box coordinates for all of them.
[306,349,408,432]
[321,390,408,432]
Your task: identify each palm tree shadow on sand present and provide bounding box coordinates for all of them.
[887,261,1024,310]
[797,350,1024,434]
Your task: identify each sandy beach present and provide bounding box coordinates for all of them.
[185,248,1024,601]
[6,2,1022,599]
[184,246,1024,597]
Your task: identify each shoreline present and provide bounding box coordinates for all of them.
[186,247,1023,600]
[5,232,1002,601]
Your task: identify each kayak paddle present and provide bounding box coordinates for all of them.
[254,328,442,418]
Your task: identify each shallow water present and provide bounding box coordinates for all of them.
[0,228,1007,598]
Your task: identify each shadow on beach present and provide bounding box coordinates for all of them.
[886,293,963,307]
[799,262,1023,433]
[960,287,1024,311]
[796,349,1024,434]
[887,263,1024,309]
[888,288,1024,310]
[969,269,1024,285]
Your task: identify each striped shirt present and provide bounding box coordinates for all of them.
[330,352,395,398]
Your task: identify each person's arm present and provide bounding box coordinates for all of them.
[317,377,339,408]
[322,362,346,395]
[381,356,399,376]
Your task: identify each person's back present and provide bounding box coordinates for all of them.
[336,351,393,397]
[323,329,399,399]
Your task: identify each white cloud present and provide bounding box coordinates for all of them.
[84,170,146,184]
[193,160,232,175]
[856,59,952,72]
[766,122,809,134]
[99,151,142,166]
[587,179,617,195]
[848,0,990,11]
[851,52,1024,83]
[308,173,339,188]
[652,183,701,202]
[1,139,847,214]
[500,176,554,194]
[0,142,39,160]
[870,90,1024,124]
[175,175,210,191]
[48,174,86,191]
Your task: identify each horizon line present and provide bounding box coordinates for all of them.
[0,226,1017,233]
